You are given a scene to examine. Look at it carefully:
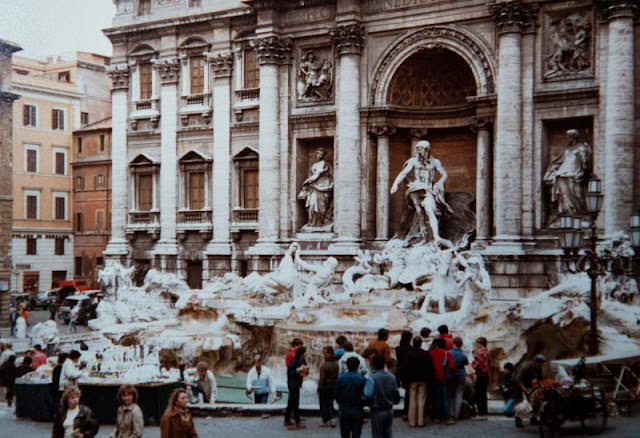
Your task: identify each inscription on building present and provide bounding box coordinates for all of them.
[363,0,439,14]
[281,6,336,26]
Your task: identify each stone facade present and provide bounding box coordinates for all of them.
[104,0,639,296]
[0,39,22,326]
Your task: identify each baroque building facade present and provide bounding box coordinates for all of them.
[104,0,639,295]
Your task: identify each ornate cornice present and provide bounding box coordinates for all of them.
[154,58,180,84]
[253,35,292,65]
[489,1,537,34]
[106,64,130,91]
[368,125,396,137]
[330,24,365,56]
[207,52,234,77]
[595,0,639,20]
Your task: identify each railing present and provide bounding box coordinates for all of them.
[233,208,258,223]
[178,210,212,223]
[135,100,152,110]
[235,88,259,102]
[181,93,210,108]
[186,95,204,105]
[128,211,159,224]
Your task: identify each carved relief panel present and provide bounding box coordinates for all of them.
[295,47,334,106]
[543,8,594,81]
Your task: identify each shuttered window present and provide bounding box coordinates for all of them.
[26,195,37,219]
[190,56,204,94]
[23,104,36,127]
[189,172,205,210]
[52,109,64,130]
[55,196,65,220]
[55,151,65,175]
[26,149,37,172]
[138,174,153,211]
[26,238,37,255]
[96,210,105,232]
[54,238,65,256]
[139,62,152,100]
[75,212,84,232]
[244,49,259,89]
[243,169,259,208]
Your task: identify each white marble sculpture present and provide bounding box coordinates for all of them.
[294,249,338,301]
[297,50,333,102]
[298,148,334,230]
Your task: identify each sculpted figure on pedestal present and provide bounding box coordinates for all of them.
[544,129,591,222]
[391,140,453,246]
[298,148,334,231]
[294,250,338,301]
[297,51,333,102]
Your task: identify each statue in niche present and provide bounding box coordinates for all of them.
[544,12,592,79]
[544,129,591,223]
[391,140,453,247]
[298,147,334,231]
[297,50,333,102]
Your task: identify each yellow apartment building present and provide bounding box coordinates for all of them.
[11,53,110,293]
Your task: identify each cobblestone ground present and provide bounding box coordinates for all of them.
[2,407,638,438]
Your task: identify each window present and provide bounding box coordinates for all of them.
[75,257,83,277]
[244,49,259,89]
[77,137,83,154]
[100,134,105,151]
[96,256,104,266]
[81,112,89,125]
[54,195,66,220]
[95,174,105,189]
[243,169,259,208]
[138,0,151,16]
[75,176,84,190]
[23,104,36,127]
[52,109,64,130]
[189,172,205,210]
[190,56,204,94]
[58,71,70,82]
[54,238,65,256]
[75,212,84,232]
[26,238,37,255]
[25,145,38,172]
[138,174,153,211]
[139,62,152,100]
[54,148,66,175]
[96,210,105,232]
[25,193,38,219]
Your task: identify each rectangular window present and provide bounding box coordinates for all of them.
[52,109,64,130]
[100,134,105,151]
[244,49,259,89]
[96,256,104,266]
[138,174,153,211]
[189,172,205,210]
[26,195,38,219]
[75,257,83,277]
[77,137,83,154]
[26,238,37,255]
[243,169,259,208]
[55,196,66,220]
[95,174,105,189]
[96,210,105,232]
[190,56,204,94]
[58,71,70,82]
[80,112,89,125]
[54,238,65,256]
[23,104,36,127]
[75,176,84,190]
[55,150,65,175]
[75,212,84,232]
[26,148,37,172]
[138,0,151,16]
[139,62,152,100]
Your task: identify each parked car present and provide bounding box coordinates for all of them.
[60,295,93,325]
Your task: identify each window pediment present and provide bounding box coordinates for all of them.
[129,153,159,167]
[179,149,212,164]
[129,44,159,59]
[233,146,259,161]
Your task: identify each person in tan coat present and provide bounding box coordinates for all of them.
[160,388,198,438]
[113,384,144,438]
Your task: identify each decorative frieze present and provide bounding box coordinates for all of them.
[253,36,292,65]
[107,64,130,90]
[330,24,365,56]
[489,1,537,34]
[154,58,180,84]
[206,52,234,78]
[595,0,639,20]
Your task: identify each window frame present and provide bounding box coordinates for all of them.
[139,61,153,100]
[52,192,68,221]
[75,175,84,190]
[137,173,154,212]
[189,55,205,95]
[96,209,106,233]
[138,0,151,16]
[241,167,259,209]
[24,190,40,219]
[80,112,89,125]
[95,174,105,189]
[99,134,105,151]
[23,103,37,127]
[24,143,39,173]
[54,237,65,256]
[52,147,67,175]
[243,48,260,89]
[26,237,37,255]
[77,136,83,154]
[51,108,65,131]
[75,212,84,232]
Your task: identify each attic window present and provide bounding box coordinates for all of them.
[58,71,70,82]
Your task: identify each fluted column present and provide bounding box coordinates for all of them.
[471,116,493,241]
[207,52,233,254]
[104,64,130,258]
[371,125,395,240]
[155,58,180,253]
[331,24,364,245]
[489,1,534,240]
[596,0,637,234]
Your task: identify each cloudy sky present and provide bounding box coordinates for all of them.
[0,0,116,59]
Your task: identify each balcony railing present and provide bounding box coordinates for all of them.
[180,93,211,109]
[233,208,258,223]
[178,210,212,223]
[128,211,159,224]
[234,88,259,108]
[136,100,152,110]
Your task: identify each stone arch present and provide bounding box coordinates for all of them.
[178,35,210,49]
[370,25,496,106]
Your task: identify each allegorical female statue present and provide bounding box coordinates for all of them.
[544,129,591,222]
[298,148,333,230]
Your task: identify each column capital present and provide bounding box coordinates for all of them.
[595,0,639,21]
[489,1,537,35]
[409,127,428,139]
[153,57,180,85]
[470,115,494,132]
[368,125,396,137]
[330,24,365,56]
[206,52,234,78]
[253,35,292,65]
[106,64,130,91]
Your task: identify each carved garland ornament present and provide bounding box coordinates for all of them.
[330,24,365,56]
[253,36,292,65]
[107,64,130,90]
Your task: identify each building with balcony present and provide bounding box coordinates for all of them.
[10,52,111,293]
[104,0,639,295]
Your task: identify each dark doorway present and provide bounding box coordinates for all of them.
[52,270,67,288]
[186,261,203,289]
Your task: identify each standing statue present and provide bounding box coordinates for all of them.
[298,148,334,230]
[391,140,453,246]
[297,51,333,102]
[544,129,591,221]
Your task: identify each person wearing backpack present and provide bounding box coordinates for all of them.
[363,354,399,438]
[472,337,491,420]
[429,337,457,425]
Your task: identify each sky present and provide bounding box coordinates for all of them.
[0,0,116,59]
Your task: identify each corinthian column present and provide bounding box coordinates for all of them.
[596,0,637,234]
[207,52,233,255]
[370,125,395,240]
[154,58,180,255]
[489,1,534,240]
[331,24,364,246]
[104,64,130,259]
